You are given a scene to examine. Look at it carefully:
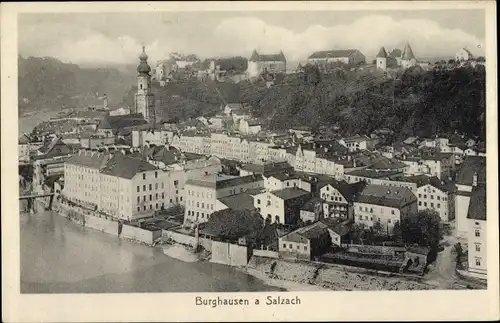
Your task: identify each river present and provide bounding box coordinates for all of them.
[20,212,283,293]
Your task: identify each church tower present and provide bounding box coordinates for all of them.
[135,46,155,125]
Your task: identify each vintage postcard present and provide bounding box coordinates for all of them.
[1,1,498,322]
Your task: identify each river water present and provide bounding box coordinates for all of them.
[20,212,282,293]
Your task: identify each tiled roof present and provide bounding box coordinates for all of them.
[100,154,157,179]
[356,184,416,208]
[402,42,416,60]
[200,209,263,239]
[309,49,358,59]
[271,187,310,200]
[368,157,408,170]
[218,193,256,211]
[320,179,367,202]
[376,47,388,58]
[319,218,350,236]
[346,169,402,179]
[38,137,73,158]
[456,156,486,186]
[186,174,262,190]
[98,113,148,130]
[240,161,293,177]
[282,221,329,242]
[65,150,111,169]
[405,175,455,193]
[300,197,322,212]
[467,184,486,221]
[249,50,286,62]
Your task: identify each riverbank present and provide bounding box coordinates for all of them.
[245,256,436,291]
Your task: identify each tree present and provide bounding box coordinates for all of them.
[392,220,403,244]
[372,220,384,236]
[401,210,442,249]
[448,59,456,65]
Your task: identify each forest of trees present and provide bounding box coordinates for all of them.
[18,56,134,115]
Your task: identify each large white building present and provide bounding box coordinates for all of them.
[247,50,287,78]
[406,175,456,223]
[307,49,366,68]
[132,129,175,148]
[353,184,418,234]
[466,183,487,279]
[183,174,264,225]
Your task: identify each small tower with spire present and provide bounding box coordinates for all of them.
[376,46,388,71]
[401,42,417,69]
[135,45,156,125]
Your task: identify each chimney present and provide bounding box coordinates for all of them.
[472,171,478,187]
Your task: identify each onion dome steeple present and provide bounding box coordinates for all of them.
[137,45,151,75]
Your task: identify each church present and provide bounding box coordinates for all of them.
[97,46,157,136]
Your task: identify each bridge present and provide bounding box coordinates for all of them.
[19,192,55,212]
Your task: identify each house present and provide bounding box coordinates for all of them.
[131,129,174,148]
[239,119,262,135]
[307,49,366,68]
[183,173,264,225]
[319,180,366,221]
[320,218,350,247]
[263,171,312,192]
[354,184,418,234]
[247,50,287,77]
[341,135,377,152]
[466,183,486,279]
[405,175,456,223]
[208,115,230,130]
[455,156,486,237]
[299,197,323,223]
[18,134,31,164]
[254,187,311,225]
[278,221,332,261]
[456,48,474,61]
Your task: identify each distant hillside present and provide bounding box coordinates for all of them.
[18,56,134,116]
[120,64,485,140]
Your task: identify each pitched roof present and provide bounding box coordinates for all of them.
[271,187,310,200]
[368,157,407,170]
[405,175,456,193]
[346,169,402,179]
[200,209,263,239]
[376,47,388,58]
[319,218,350,236]
[240,161,293,177]
[356,184,417,208]
[65,150,111,169]
[456,156,486,186]
[218,193,256,211]
[19,134,30,144]
[98,113,148,130]
[309,49,358,59]
[100,154,157,179]
[467,184,486,221]
[402,42,416,60]
[281,221,329,243]
[38,137,72,157]
[320,179,367,202]
[300,197,323,212]
[186,174,262,190]
[249,50,286,62]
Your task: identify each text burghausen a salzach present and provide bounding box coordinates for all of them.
[195,296,301,308]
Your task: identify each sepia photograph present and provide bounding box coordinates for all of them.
[2,1,498,322]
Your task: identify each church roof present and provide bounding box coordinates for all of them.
[137,46,152,74]
[402,43,416,60]
[98,113,148,130]
[376,47,388,58]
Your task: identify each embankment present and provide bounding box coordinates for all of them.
[246,256,435,291]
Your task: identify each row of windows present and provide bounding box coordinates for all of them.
[418,193,446,201]
[187,190,213,198]
[187,210,210,219]
[141,172,159,180]
[282,243,307,251]
[358,206,396,215]
[137,202,164,212]
[358,215,394,223]
[418,201,442,208]
[187,201,214,210]
[137,182,164,192]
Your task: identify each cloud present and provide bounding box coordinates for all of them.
[18,14,485,66]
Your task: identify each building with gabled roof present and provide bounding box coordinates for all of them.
[97,113,148,136]
[466,183,486,279]
[247,50,287,78]
[319,179,367,221]
[278,220,332,261]
[307,49,366,69]
[353,184,418,234]
[401,42,417,68]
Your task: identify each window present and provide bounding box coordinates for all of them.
[180,197,183,202]
[137,196,140,203]
[155,203,158,209]
[437,196,440,200]
[388,219,391,223]
[475,258,481,266]
[424,194,427,198]
[150,205,152,210]
[197,202,200,207]
[365,216,368,220]
[137,186,140,192]
[257,199,261,204]
[370,208,373,213]
[137,207,140,212]
[304,246,307,251]
[418,194,421,198]
[155,193,158,200]
[162,193,164,199]
[430,195,434,200]
[188,210,191,215]
[475,230,480,237]
[176,190,179,195]
[437,203,441,208]
[359,215,362,220]
[143,196,146,202]
[431,203,434,208]
[424,202,427,207]
[143,205,146,211]
[283,244,286,248]
[155,171,158,178]
[143,174,146,180]
[391,210,395,215]
[475,245,481,252]
[418,201,422,206]
[149,184,152,190]
[202,203,205,208]
[149,194,152,201]
[289,244,292,249]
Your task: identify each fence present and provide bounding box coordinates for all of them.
[211,241,249,267]
[163,229,198,247]
[121,224,162,245]
[253,249,279,259]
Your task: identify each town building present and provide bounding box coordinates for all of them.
[183,173,264,225]
[299,197,323,223]
[278,221,332,261]
[340,135,378,152]
[307,49,366,69]
[132,129,174,148]
[18,134,31,164]
[319,180,366,221]
[466,183,487,279]
[96,113,148,137]
[345,169,417,193]
[134,46,156,125]
[253,187,311,225]
[455,156,486,237]
[239,119,262,135]
[354,184,418,234]
[406,175,456,223]
[63,151,111,209]
[79,135,115,149]
[247,50,287,77]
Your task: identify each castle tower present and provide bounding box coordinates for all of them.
[401,42,417,69]
[135,46,156,125]
[376,46,388,71]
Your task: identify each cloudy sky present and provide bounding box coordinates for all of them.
[18,10,486,66]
